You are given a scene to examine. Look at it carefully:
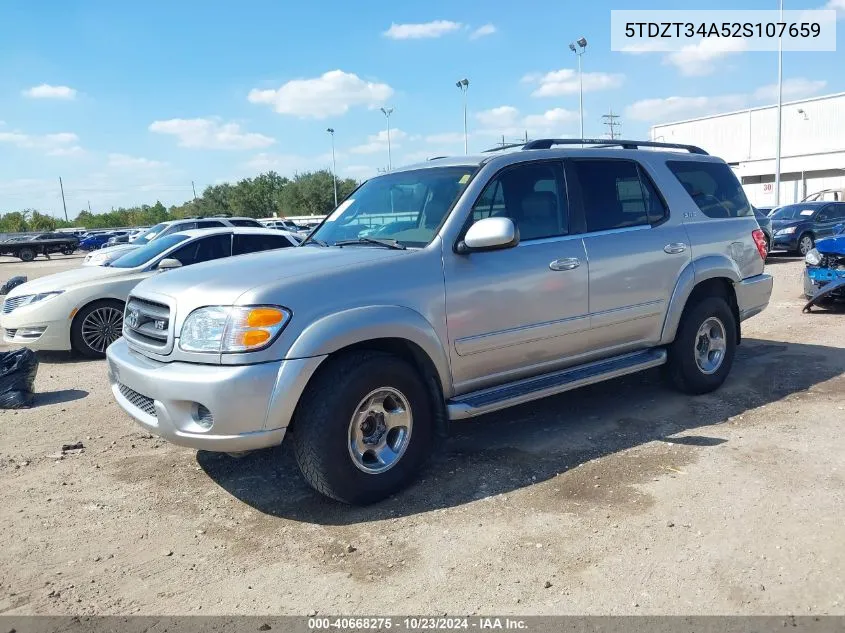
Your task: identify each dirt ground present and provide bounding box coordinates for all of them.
[0,252,843,616]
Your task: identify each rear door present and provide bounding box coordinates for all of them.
[567,157,689,353]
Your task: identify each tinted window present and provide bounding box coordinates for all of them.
[667,160,751,218]
[830,204,845,220]
[571,159,665,232]
[110,234,189,268]
[470,162,568,240]
[168,234,232,266]
[233,233,293,255]
[229,219,262,227]
[196,220,225,229]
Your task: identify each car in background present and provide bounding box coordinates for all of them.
[0,232,79,261]
[105,234,131,247]
[83,217,264,266]
[79,233,117,251]
[770,201,845,255]
[1,227,299,357]
[128,228,149,243]
[262,219,301,232]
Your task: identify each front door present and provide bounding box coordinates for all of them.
[443,160,590,394]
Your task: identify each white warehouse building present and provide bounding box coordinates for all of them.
[651,92,845,208]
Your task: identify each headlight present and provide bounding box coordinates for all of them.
[805,248,823,266]
[14,291,64,308]
[775,227,796,236]
[179,305,291,353]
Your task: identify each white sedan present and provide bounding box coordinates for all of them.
[1,227,299,357]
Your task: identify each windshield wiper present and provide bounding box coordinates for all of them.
[301,237,329,247]
[334,237,407,250]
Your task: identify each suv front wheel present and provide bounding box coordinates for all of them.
[665,296,737,395]
[292,351,434,504]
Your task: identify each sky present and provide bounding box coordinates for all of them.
[1,0,843,218]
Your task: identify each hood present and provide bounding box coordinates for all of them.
[132,245,410,305]
[6,265,129,297]
[96,244,137,256]
[816,235,845,256]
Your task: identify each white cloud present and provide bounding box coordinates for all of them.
[469,24,496,40]
[0,129,80,153]
[664,38,747,76]
[383,20,462,39]
[476,106,578,138]
[523,108,579,129]
[523,69,625,97]
[625,95,747,123]
[350,128,409,154]
[149,117,275,150]
[753,78,828,102]
[476,106,520,129]
[22,84,77,100]
[108,153,167,169]
[824,0,845,18]
[248,70,393,119]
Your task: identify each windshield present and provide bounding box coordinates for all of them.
[110,234,188,268]
[771,205,817,220]
[309,166,476,248]
[132,223,167,246]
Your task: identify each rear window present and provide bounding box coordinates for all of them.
[667,161,751,218]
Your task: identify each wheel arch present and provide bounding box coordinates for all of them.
[69,297,126,353]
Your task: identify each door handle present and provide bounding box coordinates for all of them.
[549,257,581,271]
[663,243,687,254]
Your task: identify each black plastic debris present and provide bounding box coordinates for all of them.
[803,277,845,313]
[0,348,39,409]
[0,275,27,295]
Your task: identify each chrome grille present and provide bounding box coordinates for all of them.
[123,297,172,352]
[2,296,29,314]
[118,383,157,418]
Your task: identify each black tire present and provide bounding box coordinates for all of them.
[292,351,434,505]
[18,248,36,262]
[796,233,814,257]
[70,299,125,359]
[665,295,737,395]
[62,247,75,256]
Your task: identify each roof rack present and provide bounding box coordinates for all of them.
[521,138,708,154]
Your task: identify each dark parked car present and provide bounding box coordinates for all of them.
[0,233,79,261]
[79,233,116,251]
[753,207,773,255]
[770,201,845,256]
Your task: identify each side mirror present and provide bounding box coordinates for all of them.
[156,258,182,271]
[457,217,520,254]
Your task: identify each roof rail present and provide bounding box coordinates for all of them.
[521,138,708,154]
[482,143,526,153]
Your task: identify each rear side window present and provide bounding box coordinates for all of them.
[169,234,232,266]
[230,219,263,227]
[233,233,294,255]
[570,159,667,232]
[668,160,751,218]
[197,220,226,229]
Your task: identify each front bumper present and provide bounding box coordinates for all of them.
[804,266,845,298]
[734,273,773,321]
[0,301,72,351]
[106,338,326,452]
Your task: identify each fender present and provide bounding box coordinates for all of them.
[660,254,742,344]
[285,305,453,396]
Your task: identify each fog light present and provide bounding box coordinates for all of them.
[193,404,214,430]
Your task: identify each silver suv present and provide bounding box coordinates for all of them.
[106,139,773,504]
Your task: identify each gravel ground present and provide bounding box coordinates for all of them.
[0,252,843,615]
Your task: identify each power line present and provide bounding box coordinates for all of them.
[602,109,622,140]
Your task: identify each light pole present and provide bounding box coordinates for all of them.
[326,127,338,207]
[455,78,469,154]
[774,0,783,206]
[569,37,588,138]
[380,107,394,171]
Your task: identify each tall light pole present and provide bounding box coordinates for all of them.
[380,107,394,171]
[569,37,588,138]
[455,78,469,154]
[326,127,338,207]
[774,0,783,206]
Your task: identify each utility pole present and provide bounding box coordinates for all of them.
[602,109,622,139]
[327,128,338,207]
[59,177,68,222]
[569,37,588,138]
[191,181,198,201]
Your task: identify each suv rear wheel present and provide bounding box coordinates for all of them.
[665,295,737,395]
[18,247,36,262]
[292,351,433,504]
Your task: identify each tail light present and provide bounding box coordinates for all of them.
[752,229,767,261]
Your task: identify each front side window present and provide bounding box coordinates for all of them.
[469,162,568,240]
[309,166,475,248]
[233,233,294,255]
[570,159,666,232]
[667,160,752,219]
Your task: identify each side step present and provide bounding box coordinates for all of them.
[447,348,667,420]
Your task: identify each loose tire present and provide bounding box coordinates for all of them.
[18,248,36,262]
[292,351,434,505]
[665,296,737,395]
[70,299,125,358]
[797,233,814,257]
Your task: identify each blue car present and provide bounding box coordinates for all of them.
[78,233,116,251]
[770,201,845,256]
[803,224,845,309]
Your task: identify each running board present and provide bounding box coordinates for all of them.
[447,348,667,420]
